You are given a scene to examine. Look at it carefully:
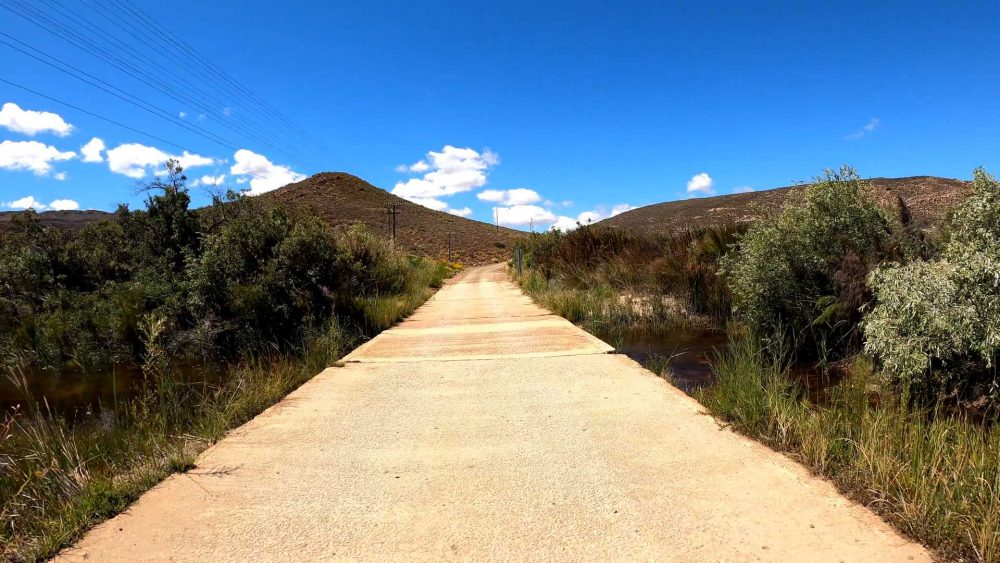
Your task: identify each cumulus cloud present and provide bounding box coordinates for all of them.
[494,204,555,227]
[392,146,498,203]
[447,207,472,217]
[3,195,80,211]
[686,172,715,196]
[408,196,448,211]
[105,143,214,178]
[200,174,226,185]
[611,203,637,216]
[49,198,79,210]
[550,210,603,231]
[229,149,305,194]
[476,188,540,206]
[732,185,755,193]
[53,172,68,181]
[845,118,880,140]
[0,140,76,176]
[0,102,73,136]
[550,203,633,231]
[81,137,105,163]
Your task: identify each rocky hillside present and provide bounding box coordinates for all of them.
[263,172,522,265]
[598,176,970,235]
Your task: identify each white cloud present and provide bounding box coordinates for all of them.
[560,200,574,207]
[845,118,880,140]
[81,137,105,163]
[408,196,448,211]
[230,149,305,195]
[53,172,68,181]
[550,205,632,231]
[396,160,431,174]
[179,111,187,119]
[0,140,76,176]
[3,195,80,211]
[49,198,79,210]
[447,207,472,217]
[611,203,637,216]
[4,196,48,210]
[494,204,556,227]
[235,177,248,184]
[732,185,755,193]
[105,143,214,179]
[392,146,498,203]
[200,174,226,185]
[476,188,540,206]
[551,216,579,231]
[686,172,715,196]
[0,102,73,137]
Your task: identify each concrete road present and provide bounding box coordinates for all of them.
[59,264,929,562]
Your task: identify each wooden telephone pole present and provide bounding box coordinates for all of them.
[385,204,401,247]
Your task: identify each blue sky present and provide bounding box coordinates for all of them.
[2,0,999,229]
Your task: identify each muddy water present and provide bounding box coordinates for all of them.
[1,362,225,420]
[616,330,728,392]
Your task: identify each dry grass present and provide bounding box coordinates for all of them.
[698,338,1000,562]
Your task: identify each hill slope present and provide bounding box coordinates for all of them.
[599,176,970,235]
[0,209,113,233]
[263,172,522,265]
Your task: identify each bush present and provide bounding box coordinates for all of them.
[864,168,1000,402]
[721,167,894,361]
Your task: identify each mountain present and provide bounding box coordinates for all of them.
[262,172,522,264]
[597,176,971,235]
[1,173,521,265]
[0,209,114,233]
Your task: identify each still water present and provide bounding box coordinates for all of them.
[1,362,225,420]
[615,329,729,392]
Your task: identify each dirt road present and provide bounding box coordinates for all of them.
[59,264,928,561]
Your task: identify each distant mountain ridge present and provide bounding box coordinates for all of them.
[0,172,523,265]
[597,176,971,234]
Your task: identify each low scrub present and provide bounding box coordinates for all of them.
[721,167,899,362]
[864,167,1000,405]
[699,339,1000,562]
[0,161,452,561]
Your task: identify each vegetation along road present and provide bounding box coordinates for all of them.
[58,264,928,561]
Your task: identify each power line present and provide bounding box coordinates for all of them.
[114,0,325,149]
[2,76,287,189]
[76,0,306,152]
[0,0,302,160]
[0,76,199,153]
[0,33,241,151]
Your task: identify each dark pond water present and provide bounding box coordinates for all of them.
[615,329,729,393]
[1,362,225,420]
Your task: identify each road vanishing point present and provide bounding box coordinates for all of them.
[59,264,929,562]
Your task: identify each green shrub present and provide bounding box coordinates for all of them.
[721,167,894,361]
[864,168,1000,402]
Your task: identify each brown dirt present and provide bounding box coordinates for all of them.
[599,175,971,235]
[263,172,523,265]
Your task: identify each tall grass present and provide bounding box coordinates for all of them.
[699,338,1000,562]
[1,259,452,562]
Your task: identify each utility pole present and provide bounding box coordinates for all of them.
[385,204,401,248]
[494,207,500,232]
